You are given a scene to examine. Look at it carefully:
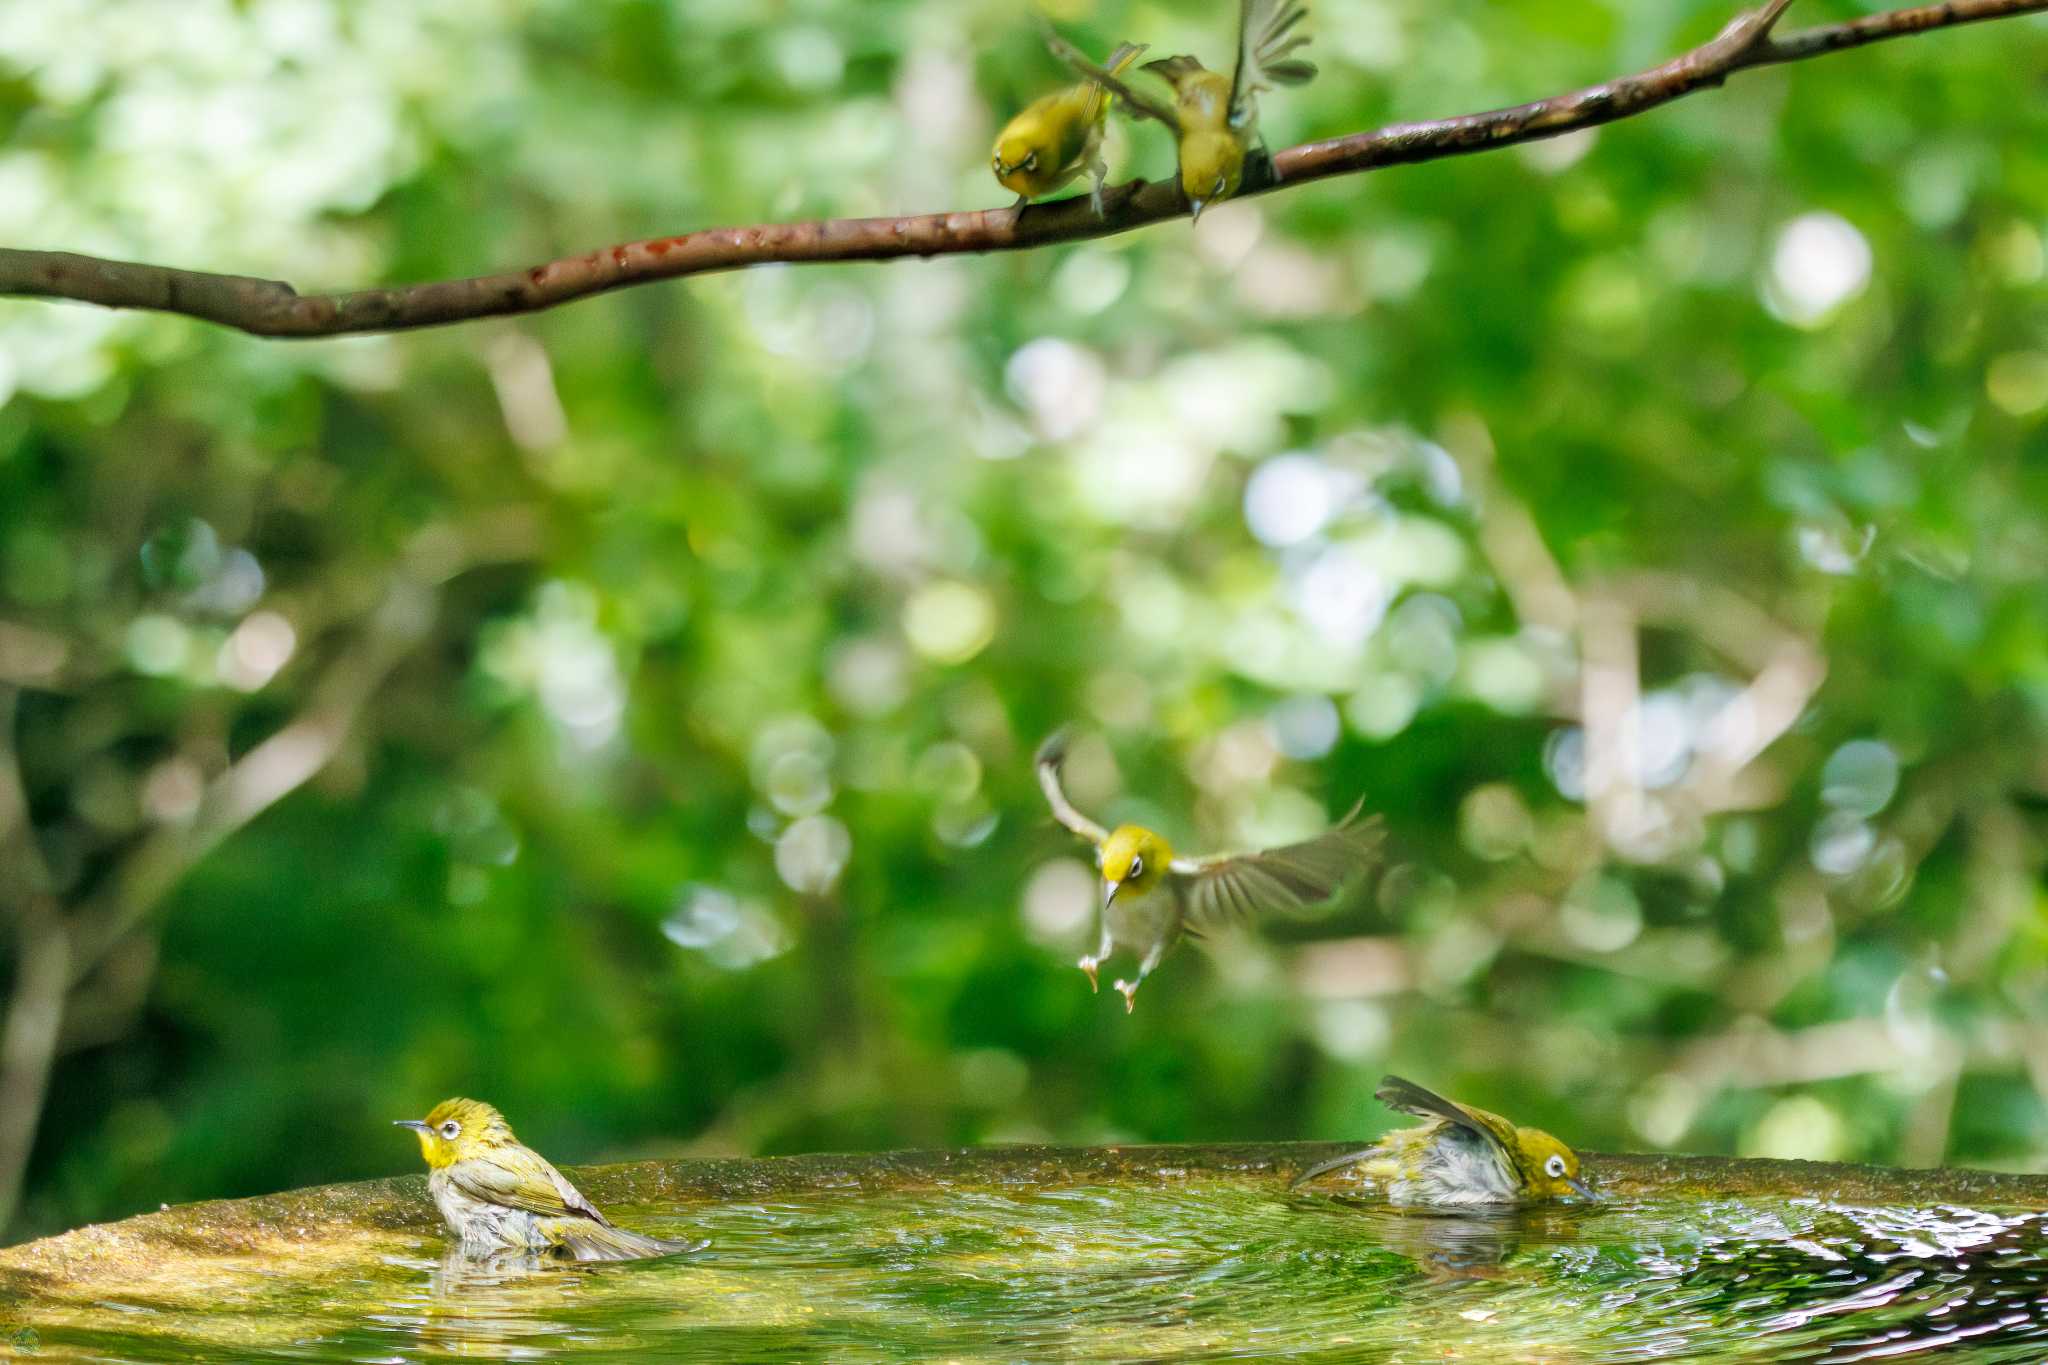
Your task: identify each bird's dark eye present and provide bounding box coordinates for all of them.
[1128,856,1144,879]
[1545,1155,1566,1178]
[441,1121,460,1139]
[1022,153,1038,171]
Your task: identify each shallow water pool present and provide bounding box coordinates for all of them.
[5,1145,2045,1361]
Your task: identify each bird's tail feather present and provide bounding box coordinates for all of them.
[549,1220,708,1262]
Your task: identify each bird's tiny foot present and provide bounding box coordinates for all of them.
[1114,979,1139,1013]
[1078,957,1101,992]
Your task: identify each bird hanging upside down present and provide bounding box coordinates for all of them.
[396,1098,708,1262]
[1291,1075,1596,1206]
[1035,728,1383,1012]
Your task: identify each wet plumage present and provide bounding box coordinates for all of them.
[1035,729,1382,1011]
[1044,0,1316,219]
[1291,1076,1595,1206]
[396,1098,707,1262]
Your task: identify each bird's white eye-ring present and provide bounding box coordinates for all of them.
[1545,1154,1567,1178]
[1128,856,1143,879]
[1022,152,1038,171]
[440,1121,460,1139]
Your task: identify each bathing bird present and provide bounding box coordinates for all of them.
[396,1098,707,1262]
[1043,0,1316,221]
[1036,728,1382,1011]
[1291,1075,1596,1205]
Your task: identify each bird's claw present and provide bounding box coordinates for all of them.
[1114,979,1139,1013]
[1078,957,1101,993]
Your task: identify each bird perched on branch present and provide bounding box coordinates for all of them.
[1044,0,1316,221]
[1035,728,1382,1011]
[993,40,1149,215]
[1291,1075,1596,1206]
[397,1098,707,1262]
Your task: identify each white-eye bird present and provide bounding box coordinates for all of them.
[1044,0,1316,221]
[993,40,1148,216]
[1290,1075,1597,1206]
[1035,728,1382,1011]
[397,1098,708,1262]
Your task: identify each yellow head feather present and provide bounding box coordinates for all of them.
[399,1097,519,1171]
[1100,824,1173,897]
[1513,1126,1589,1200]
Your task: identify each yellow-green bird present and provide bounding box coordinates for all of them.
[396,1098,707,1262]
[1045,0,1316,221]
[993,40,1147,215]
[1291,1075,1596,1206]
[1036,728,1382,1011]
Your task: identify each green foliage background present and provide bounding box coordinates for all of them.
[4,0,2047,1242]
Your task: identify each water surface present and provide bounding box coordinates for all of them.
[7,1151,2047,1362]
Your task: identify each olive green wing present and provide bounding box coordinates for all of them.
[1376,1075,1519,1159]
[1230,0,1317,126]
[448,1148,611,1225]
[1169,802,1382,933]
[1035,728,1109,846]
[1040,21,1180,128]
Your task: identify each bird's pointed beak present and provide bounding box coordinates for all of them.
[394,1119,430,1134]
[1189,197,1208,223]
[1102,880,1120,912]
[1567,1176,1598,1199]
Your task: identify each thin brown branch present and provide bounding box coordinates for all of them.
[1,0,2040,338]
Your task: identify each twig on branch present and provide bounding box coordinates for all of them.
[0,0,2041,338]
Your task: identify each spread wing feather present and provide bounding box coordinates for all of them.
[1231,0,1318,125]
[1374,1075,1516,1163]
[1035,728,1109,846]
[1174,803,1382,932]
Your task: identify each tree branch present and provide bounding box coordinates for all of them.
[0,0,2040,338]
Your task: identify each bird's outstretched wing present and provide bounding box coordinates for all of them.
[1040,19,1180,128]
[1035,728,1110,846]
[1230,0,1317,126]
[1171,802,1382,932]
[448,1148,611,1225]
[1374,1074,1519,1161]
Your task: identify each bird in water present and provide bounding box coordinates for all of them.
[1035,728,1382,1011]
[396,1098,707,1262]
[1043,0,1317,221]
[1291,1075,1596,1206]
[992,40,1148,215]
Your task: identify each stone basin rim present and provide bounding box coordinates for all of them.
[7,1140,2047,1298]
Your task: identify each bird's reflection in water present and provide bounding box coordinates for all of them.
[409,1247,591,1360]
[1304,1201,1591,1283]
